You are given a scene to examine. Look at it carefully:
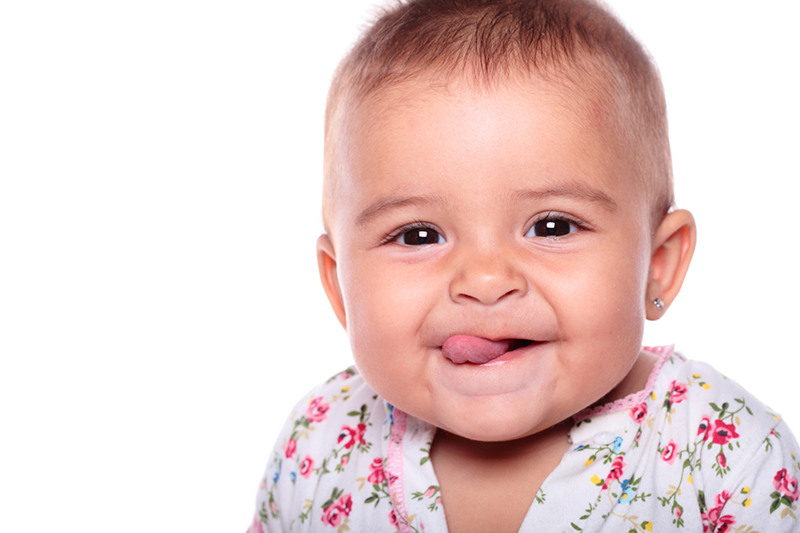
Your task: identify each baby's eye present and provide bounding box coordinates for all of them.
[396,227,446,246]
[525,217,578,238]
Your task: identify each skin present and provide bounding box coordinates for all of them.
[317,72,696,532]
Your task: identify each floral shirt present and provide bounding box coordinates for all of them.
[249,346,800,533]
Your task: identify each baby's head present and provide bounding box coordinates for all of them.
[323,0,675,235]
[316,0,696,442]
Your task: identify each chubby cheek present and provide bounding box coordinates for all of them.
[545,235,648,386]
[562,239,649,379]
[338,256,437,403]
[567,266,645,341]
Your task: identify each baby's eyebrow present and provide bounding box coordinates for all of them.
[513,183,618,211]
[355,184,616,226]
[355,194,449,227]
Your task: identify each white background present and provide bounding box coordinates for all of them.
[1,1,798,530]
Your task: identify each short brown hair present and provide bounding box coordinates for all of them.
[323,0,673,233]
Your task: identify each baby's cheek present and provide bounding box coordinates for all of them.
[561,258,646,367]
[345,299,411,376]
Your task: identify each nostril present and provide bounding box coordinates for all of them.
[501,287,522,299]
[449,262,528,305]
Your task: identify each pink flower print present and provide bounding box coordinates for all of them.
[338,493,353,515]
[320,503,344,527]
[702,493,737,533]
[785,476,800,502]
[711,419,739,445]
[388,509,400,528]
[773,468,788,491]
[340,454,349,467]
[250,514,264,533]
[716,452,727,469]
[338,426,357,449]
[702,507,719,530]
[698,415,712,440]
[602,455,626,489]
[299,455,315,479]
[608,455,626,480]
[701,513,711,533]
[306,397,331,423]
[786,480,800,502]
[669,381,688,403]
[629,402,648,424]
[661,440,678,465]
[337,423,367,450]
[285,437,297,459]
[320,494,353,527]
[715,514,736,533]
[673,505,682,519]
[774,469,800,501]
[367,457,386,484]
[424,486,436,498]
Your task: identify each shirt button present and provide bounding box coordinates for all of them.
[593,431,615,445]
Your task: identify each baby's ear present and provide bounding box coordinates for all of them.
[317,234,347,328]
[646,209,697,320]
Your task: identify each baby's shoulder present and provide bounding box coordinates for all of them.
[254,368,396,529]
[651,354,787,455]
[278,367,388,455]
[650,354,800,521]
[655,354,784,441]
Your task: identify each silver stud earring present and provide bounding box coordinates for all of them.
[653,298,664,310]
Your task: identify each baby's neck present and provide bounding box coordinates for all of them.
[430,420,572,533]
[595,349,660,407]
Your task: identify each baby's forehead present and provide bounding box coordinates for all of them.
[327,69,663,232]
[347,75,636,181]
[342,65,633,149]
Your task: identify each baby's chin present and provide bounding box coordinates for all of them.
[441,422,549,444]
[418,392,571,443]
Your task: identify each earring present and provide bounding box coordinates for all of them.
[653,298,664,310]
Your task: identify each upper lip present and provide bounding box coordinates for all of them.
[424,313,558,348]
[432,331,545,349]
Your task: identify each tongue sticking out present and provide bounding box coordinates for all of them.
[441,335,513,364]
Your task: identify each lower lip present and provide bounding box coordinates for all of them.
[433,341,550,397]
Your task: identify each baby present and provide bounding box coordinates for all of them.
[250,0,800,531]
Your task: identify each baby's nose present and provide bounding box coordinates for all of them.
[448,248,527,305]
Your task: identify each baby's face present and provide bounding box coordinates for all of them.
[324,74,655,442]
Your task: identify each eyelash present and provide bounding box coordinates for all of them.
[524,211,590,238]
[380,222,444,246]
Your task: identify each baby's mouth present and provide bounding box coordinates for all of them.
[441,335,535,365]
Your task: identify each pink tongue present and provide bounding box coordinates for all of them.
[441,335,513,364]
